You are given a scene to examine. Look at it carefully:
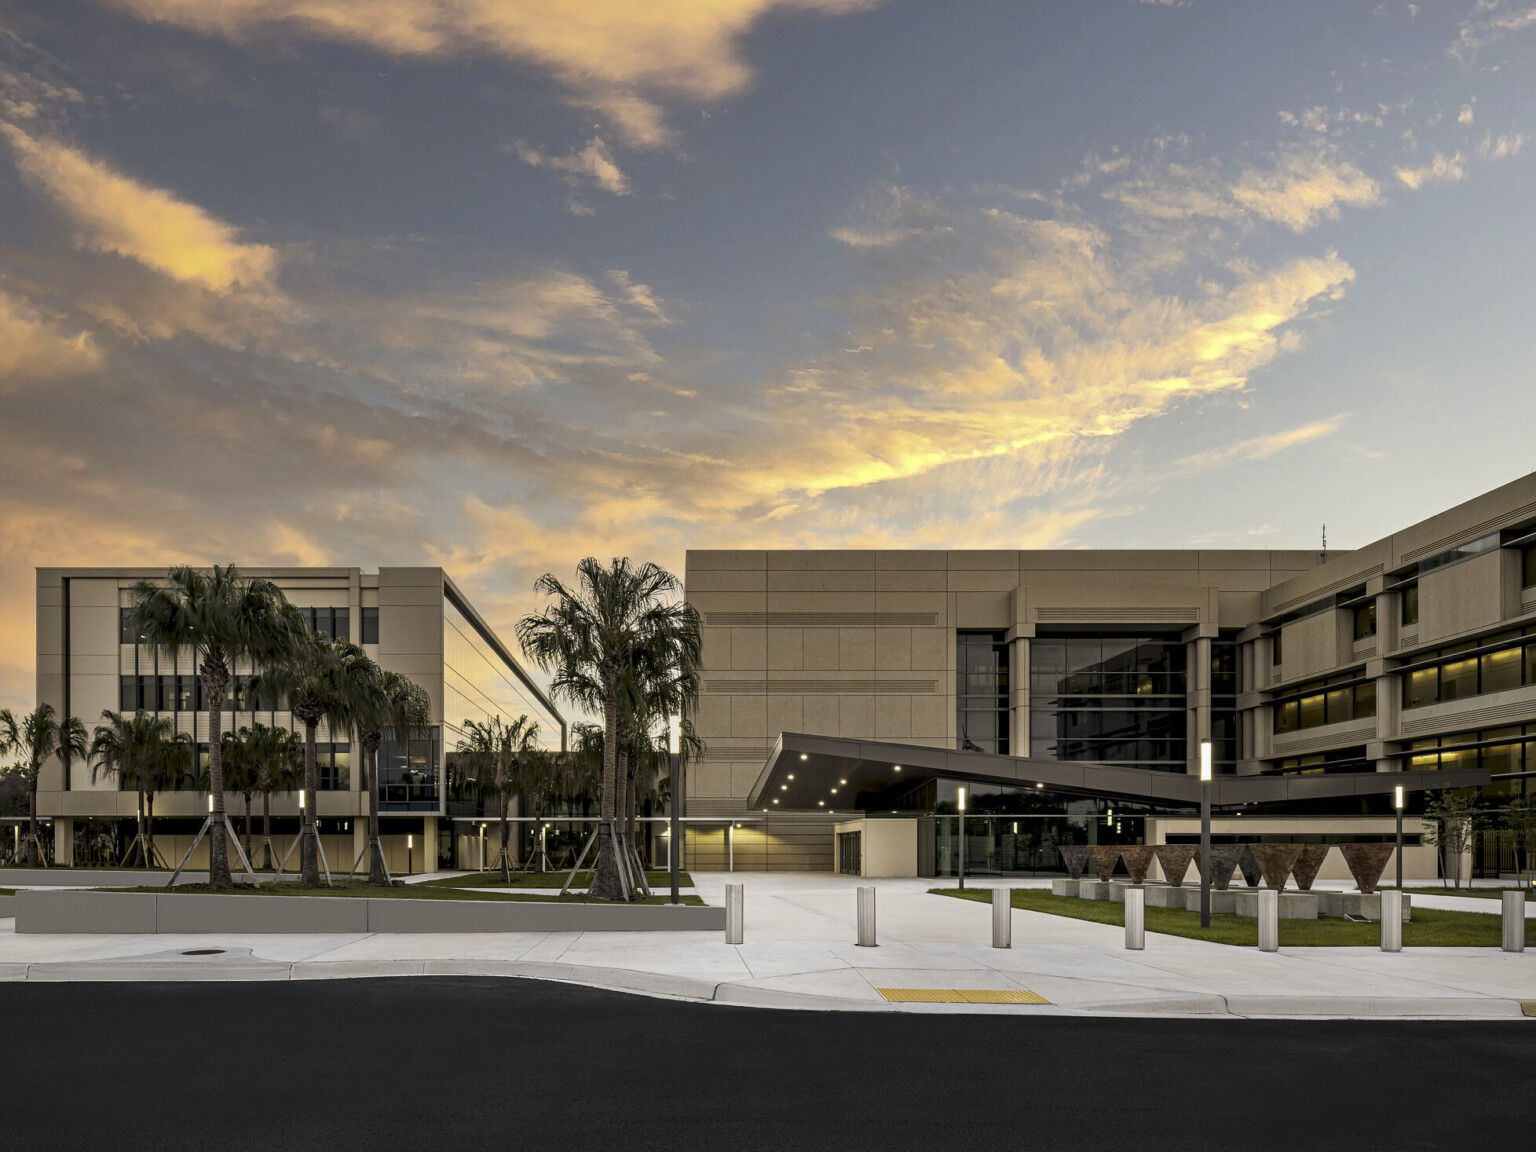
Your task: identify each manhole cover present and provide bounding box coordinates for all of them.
[181,949,225,956]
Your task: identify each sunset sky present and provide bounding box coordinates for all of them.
[2,0,1535,711]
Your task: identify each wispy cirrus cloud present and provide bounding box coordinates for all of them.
[1395,151,1468,188]
[511,137,631,201]
[0,288,100,384]
[96,0,886,149]
[1,122,278,292]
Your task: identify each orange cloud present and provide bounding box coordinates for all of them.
[1,123,278,291]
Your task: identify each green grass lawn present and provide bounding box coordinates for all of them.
[932,886,1533,947]
[1383,885,1536,900]
[0,887,14,896]
[102,882,704,905]
[416,870,693,890]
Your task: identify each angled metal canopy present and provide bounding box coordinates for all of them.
[748,732,1489,814]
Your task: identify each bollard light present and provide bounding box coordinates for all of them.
[1394,785,1404,891]
[956,787,967,890]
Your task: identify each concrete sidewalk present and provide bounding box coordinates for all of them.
[0,872,1531,1019]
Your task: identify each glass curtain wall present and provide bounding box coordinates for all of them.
[1029,636,1188,771]
[956,631,1009,753]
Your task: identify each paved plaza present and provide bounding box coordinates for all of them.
[1,872,1532,1018]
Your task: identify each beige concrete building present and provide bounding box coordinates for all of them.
[31,567,564,874]
[684,474,1536,879]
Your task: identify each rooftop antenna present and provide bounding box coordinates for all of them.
[1321,524,1327,563]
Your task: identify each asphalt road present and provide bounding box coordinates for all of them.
[2,978,1530,1150]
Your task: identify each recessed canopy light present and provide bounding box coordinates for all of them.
[772,798,779,804]
[830,788,838,794]
[840,779,847,785]
[818,800,824,806]
[780,784,788,791]
[894,765,902,772]
[800,754,808,760]
[1036,783,1043,789]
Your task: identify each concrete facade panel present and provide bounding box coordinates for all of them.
[874,694,912,739]
[803,629,840,669]
[767,550,876,570]
[729,694,767,738]
[766,695,804,736]
[874,551,949,570]
[686,550,768,570]
[874,570,950,592]
[1418,551,1503,643]
[803,694,840,735]
[838,628,875,668]
[766,628,804,670]
[729,627,767,670]
[767,570,876,592]
[910,627,948,670]
[874,628,912,670]
[954,592,1011,629]
[839,695,874,736]
[687,569,766,592]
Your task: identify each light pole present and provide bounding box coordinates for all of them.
[1395,784,1404,892]
[406,833,413,876]
[1199,740,1212,929]
[957,786,967,890]
[668,714,682,906]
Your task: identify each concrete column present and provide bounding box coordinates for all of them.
[53,817,73,866]
[856,886,877,947]
[992,886,1011,949]
[1381,891,1403,952]
[421,815,438,874]
[1125,887,1145,950]
[1184,629,1212,775]
[1257,888,1279,952]
[1502,891,1526,953]
[1011,635,1030,757]
[725,883,744,944]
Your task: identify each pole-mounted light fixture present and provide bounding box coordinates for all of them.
[668,714,681,757]
[957,786,967,890]
[1394,784,1405,891]
[298,789,305,810]
[1199,739,1213,929]
[668,714,682,907]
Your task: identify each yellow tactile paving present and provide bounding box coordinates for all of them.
[877,988,1050,1005]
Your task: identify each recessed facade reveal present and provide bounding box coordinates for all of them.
[684,474,1536,880]
[34,567,565,873]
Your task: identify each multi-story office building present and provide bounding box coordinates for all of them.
[684,474,1536,879]
[33,567,564,873]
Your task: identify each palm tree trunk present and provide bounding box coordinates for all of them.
[367,745,388,886]
[136,788,147,869]
[205,669,232,887]
[27,770,40,866]
[500,787,512,883]
[262,788,273,871]
[300,718,319,887]
[244,794,253,861]
[147,793,157,868]
[589,679,624,900]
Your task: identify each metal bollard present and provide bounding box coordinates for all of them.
[1257,888,1279,952]
[725,883,744,945]
[992,887,1011,949]
[1502,890,1526,953]
[1124,887,1145,951]
[857,885,877,947]
[1380,890,1402,952]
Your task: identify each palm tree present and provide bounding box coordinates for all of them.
[218,729,260,864]
[142,725,193,870]
[515,748,564,872]
[247,723,303,870]
[356,669,431,886]
[88,710,178,868]
[127,566,301,886]
[452,715,540,883]
[518,557,699,900]
[253,628,372,886]
[0,703,89,866]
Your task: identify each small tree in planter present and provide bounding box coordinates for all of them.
[1498,793,1536,886]
[1421,789,1485,890]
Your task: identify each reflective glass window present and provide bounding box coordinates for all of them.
[1274,700,1299,734]
[1439,658,1478,701]
[1353,603,1377,640]
[1401,585,1419,626]
[1353,679,1376,719]
[1525,546,1536,589]
[1297,692,1326,729]
[1403,667,1437,709]
[1481,647,1522,695]
[361,607,379,645]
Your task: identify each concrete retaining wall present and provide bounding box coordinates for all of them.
[0,894,15,918]
[15,889,725,934]
[0,869,300,888]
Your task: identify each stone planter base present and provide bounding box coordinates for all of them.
[1317,892,1412,922]
[16,889,726,934]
